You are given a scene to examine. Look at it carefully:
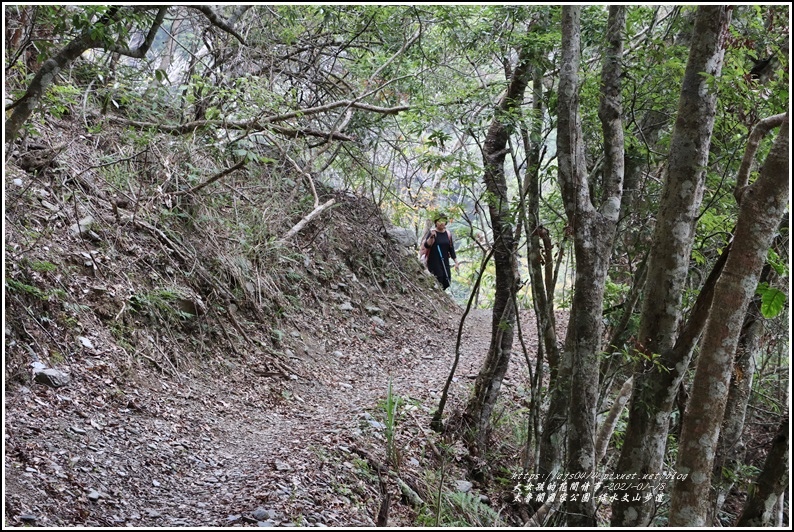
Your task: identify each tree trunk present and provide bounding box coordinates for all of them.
[711,265,772,521]
[5,7,168,142]
[736,419,789,526]
[463,36,531,465]
[6,32,103,141]
[611,6,731,526]
[519,57,557,475]
[554,7,625,526]
[669,114,788,527]
[595,376,633,464]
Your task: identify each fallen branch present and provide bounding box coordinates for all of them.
[172,160,246,196]
[277,198,336,243]
[350,446,425,510]
[395,476,424,508]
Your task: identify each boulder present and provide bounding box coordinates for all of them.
[385,227,416,248]
[34,368,70,388]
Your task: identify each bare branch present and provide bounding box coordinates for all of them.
[106,93,412,139]
[189,5,248,46]
[172,160,247,196]
[105,115,356,141]
[264,100,411,124]
[734,113,787,203]
[277,198,337,243]
[366,30,421,89]
[107,7,168,58]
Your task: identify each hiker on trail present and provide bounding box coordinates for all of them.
[423,214,458,290]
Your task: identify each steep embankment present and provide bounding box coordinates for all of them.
[4,119,549,527]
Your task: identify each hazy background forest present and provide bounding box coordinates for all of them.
[3,4,790,528]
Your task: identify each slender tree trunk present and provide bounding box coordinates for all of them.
[552,7,626,526]
[711,265,772,520]
[611,6,731,526]
[595,376,633,464]
[519,59,557,476]
[463,36,532,465]
[523,63,559,390]
[736,419,789,526]
[669,115,788,527]
[6,32,103,141]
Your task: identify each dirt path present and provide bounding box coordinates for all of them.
[4,306,546,527]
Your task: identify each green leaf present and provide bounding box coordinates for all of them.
[767,248,788,277]
[758,284,786,319]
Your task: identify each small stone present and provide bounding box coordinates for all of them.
[69,215,95,237]
[34,368,70,388]
[88,490,101,501]
[258,521,277,527]
[77,336,94,349]
[18,514,37,523]
[41,200,60,212]
[455,480,473,493]
[338,301,354,311]
[274,460,291,471]
[71,426,87,435]
[253,508,277,521]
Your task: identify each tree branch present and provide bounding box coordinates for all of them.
[264,100,411,124]
[105,115,356,141]
[733,113,787,203]
[277,198,337,243]
[188,6,248,46]
[172,160,247,196]
[106,7,168,58]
